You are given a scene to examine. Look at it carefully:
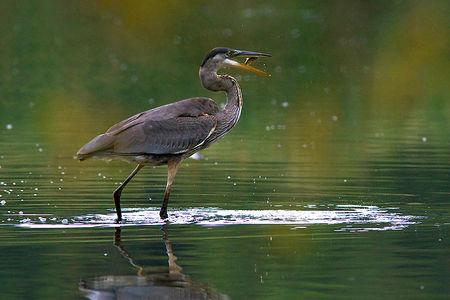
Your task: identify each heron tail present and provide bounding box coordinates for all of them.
[76,133,115,161]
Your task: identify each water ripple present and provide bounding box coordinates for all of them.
[15,205,421,231]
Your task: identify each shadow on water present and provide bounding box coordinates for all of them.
[79,225,230,300]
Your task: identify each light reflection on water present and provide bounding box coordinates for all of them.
[15,205,421,232]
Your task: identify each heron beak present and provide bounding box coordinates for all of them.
[224,50,271,77]
[224,59,269,77]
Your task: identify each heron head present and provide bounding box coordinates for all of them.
[200,47,271,77]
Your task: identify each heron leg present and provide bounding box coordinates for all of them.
[160,159,181,219]
[113,164,144,222]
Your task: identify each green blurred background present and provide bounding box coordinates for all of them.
[1,0,448,154]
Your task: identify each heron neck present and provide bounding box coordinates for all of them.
[199,69,243,136]
[199,69,242,111]
[220,75,242,111]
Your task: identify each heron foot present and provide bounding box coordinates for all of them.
[160,209,168,220]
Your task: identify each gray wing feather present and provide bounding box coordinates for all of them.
[113,116,217,154]
[77,97,219,159]
[106,97,219,135]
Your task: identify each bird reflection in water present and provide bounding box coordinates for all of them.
[79,225,230,300]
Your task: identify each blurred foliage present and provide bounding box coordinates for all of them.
[0,1,448,131]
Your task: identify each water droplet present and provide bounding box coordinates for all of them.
[119,63,128,71]
[297,65,306,73]
[222,28,233,37]
[290,28,301,39]
[242,8,253,18]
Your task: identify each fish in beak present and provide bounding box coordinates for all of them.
[224,49,271,77]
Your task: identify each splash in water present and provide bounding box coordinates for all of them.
[13,205,421,232]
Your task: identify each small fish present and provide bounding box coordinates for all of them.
[244,57,258,65]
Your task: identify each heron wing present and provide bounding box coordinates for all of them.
[106,97,219,135]
[113,115,217,155]
[77,97,219,158]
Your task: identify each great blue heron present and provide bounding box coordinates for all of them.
[76,47,271,222]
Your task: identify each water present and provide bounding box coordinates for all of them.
[1,1,449,299]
